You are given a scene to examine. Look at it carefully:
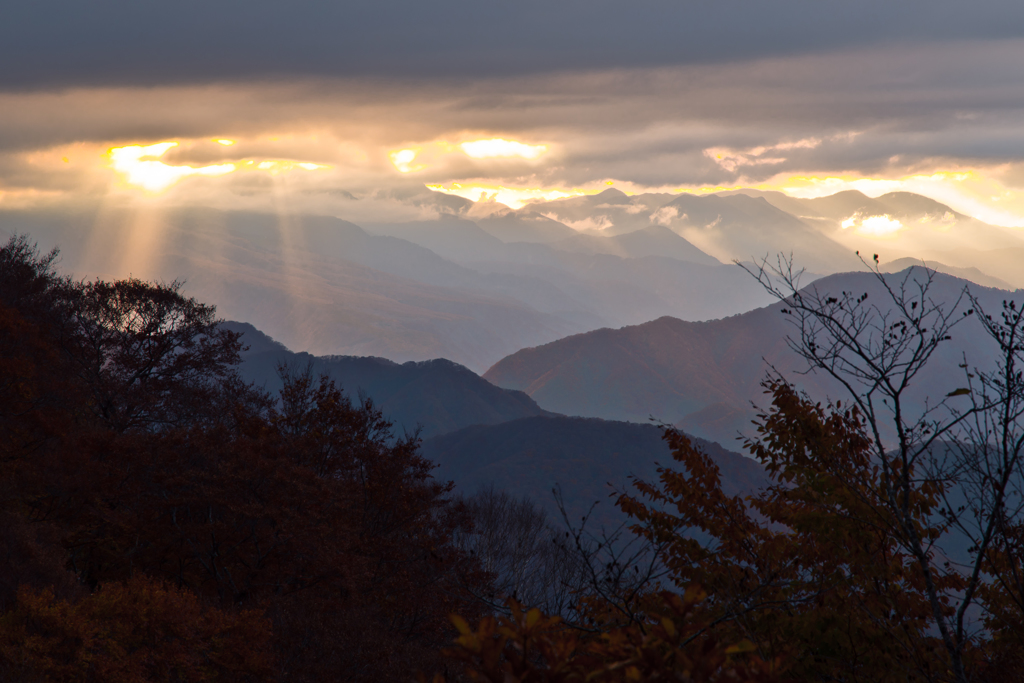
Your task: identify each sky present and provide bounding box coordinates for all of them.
[5,0,1024,226]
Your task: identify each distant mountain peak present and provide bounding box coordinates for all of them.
[221,321,289,356]
[594,187,629,201]
[828,189,873,200]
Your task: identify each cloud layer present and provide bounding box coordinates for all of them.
[5,0,1024,87]
[4,31,1024,226]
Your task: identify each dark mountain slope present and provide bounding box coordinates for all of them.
[421,416,767,528]
[225,322,552,438]
[484,307,791,430]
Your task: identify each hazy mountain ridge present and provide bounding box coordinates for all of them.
[225,320,767,530]
[227,320,770,530]
[4,205,777,370]
[547,224,723,266]
[719,189,1024,287]
[224,321,554,438]
[879,257,1014,291]
[484,267,1019,446]
[523,188,678,237]
[363,217,780,325]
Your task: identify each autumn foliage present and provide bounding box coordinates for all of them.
[442,589,779,683]
[445,381,1024,682]
[446,259,1024,682]
[0,576,271,683]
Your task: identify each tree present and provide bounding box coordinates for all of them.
[446,256,1024,682]
[0,575,273,682]
[453,486,587,618]
[0,237,488,682]
[620,386,962,680]
[441,590,779,683]
[68,277,245,433]
[736,255,1024,680]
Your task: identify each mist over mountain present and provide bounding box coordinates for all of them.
[1,208,590,371]
[2,199,784,370]
[525,187,1024,287]
[727,189,1024,287]
[4,187,1020,380]
[531,188,859,271]
[523,188,677,236]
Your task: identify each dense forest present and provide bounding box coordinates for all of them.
[1,234,1023,682]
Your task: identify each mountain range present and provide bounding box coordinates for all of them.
[7,188,1021,532]
[227,321,767,526]
[5,187,1019,373]
[484,267,1016,446]
[225,321,552,438]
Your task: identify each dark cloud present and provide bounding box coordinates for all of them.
[4,0,1024,88]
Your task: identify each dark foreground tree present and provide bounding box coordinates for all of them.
[0,236,485,682]
[440,590,780,683]
[740,256,1024,680]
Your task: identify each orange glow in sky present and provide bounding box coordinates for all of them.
[108,142,235,191]
[765,171,1024,228]
[106,140,330,191]
[427,183,591,209]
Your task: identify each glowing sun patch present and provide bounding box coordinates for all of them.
[109,142,235,191]
[390,149,422,173]
[459,139,547,160]
[842,214,905,237]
